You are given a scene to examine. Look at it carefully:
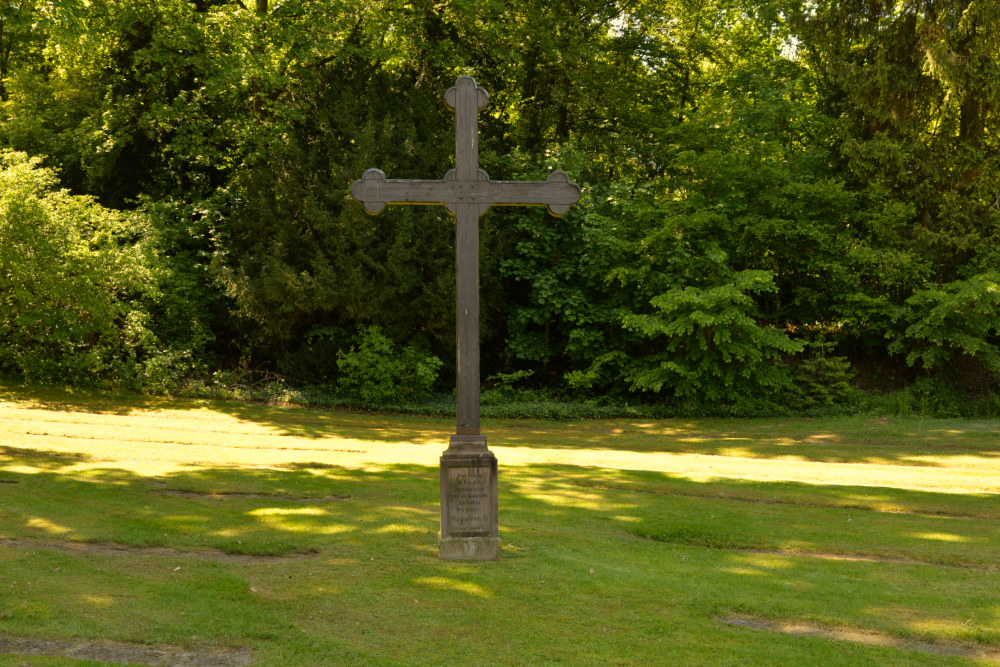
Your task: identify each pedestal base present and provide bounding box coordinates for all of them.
[438,536,502,561]
[438,434,500,561]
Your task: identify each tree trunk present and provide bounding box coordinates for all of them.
[959,92,982,149]
[1,16,8,103]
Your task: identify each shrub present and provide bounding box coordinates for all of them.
[0,151,199,392]
[787,339,858,412]
[335,326,442,404]
[0,152,155,386]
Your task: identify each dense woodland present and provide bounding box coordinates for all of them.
[1,0,998,414]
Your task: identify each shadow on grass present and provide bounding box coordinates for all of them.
[204,400,451,444]
[0,447,440,557]
[0,445,95,470]
[0,380,451,446]
[2,445,999,566]
[0,382,187,416]
[516,464,1000,568]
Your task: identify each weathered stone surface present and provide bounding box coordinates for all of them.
[438,435,500,559]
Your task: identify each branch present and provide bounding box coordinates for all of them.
[305,15,365,70]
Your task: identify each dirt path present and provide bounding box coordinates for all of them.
[0,635,252,666]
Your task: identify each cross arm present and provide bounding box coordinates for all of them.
[481,170,581,216]
[351,168,582,217]
[350,169,458,214]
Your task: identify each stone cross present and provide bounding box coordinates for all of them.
[350,76,581,560]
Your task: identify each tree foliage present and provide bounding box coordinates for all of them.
[0,0,997,407]
[0,150,179,388]
[621,270,804,403]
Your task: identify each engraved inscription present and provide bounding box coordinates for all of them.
[447,466,491,533]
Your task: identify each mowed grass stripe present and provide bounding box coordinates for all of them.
[1,408,450,444]
[6,394,1000,457]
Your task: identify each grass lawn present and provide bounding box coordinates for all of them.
[1,382,1000,665]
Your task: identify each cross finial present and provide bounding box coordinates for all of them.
[445,76,489,183]
[444,75,489,112]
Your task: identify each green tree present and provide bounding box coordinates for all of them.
[621,270,804,406]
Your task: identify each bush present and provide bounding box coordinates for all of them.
[787,340,858,412]
[0,151,196,392]
[335,326,442,404]
[0,153,137,385]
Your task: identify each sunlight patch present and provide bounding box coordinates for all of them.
[249,507,327,517]
[78,594,115,608]
[248,506,352,534]
[25,517,72,535]
[375,523,423,535]
[721,567,774,576]
[907,532,973,543]
[519,491,618,511]
[3,465,43,475]
[413,576,492,597]
[740,553,795,570]
[905,617,993,637]
[720,616,1000,662]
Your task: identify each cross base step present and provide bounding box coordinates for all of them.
[438,536,502,561]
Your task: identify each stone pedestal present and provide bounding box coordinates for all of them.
[438,435,501,560]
